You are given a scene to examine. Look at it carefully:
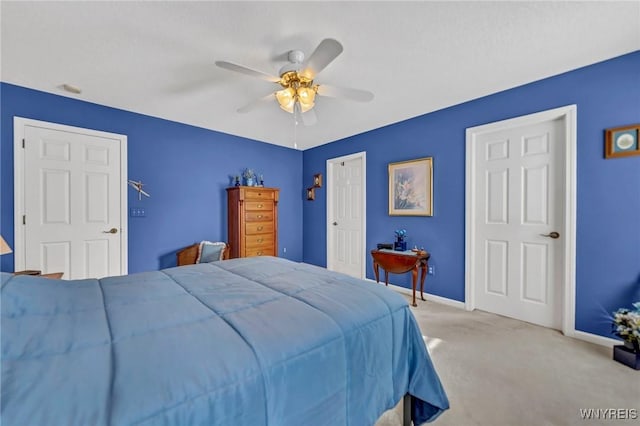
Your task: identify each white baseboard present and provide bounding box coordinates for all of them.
[363,279,620,348]
[364,278,465,309]
[568,329,621,348]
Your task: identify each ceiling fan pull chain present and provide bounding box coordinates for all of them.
[293,114,298,149]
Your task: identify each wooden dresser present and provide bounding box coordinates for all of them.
[227,186,279,258]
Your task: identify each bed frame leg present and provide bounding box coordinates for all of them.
[403,393,412,426]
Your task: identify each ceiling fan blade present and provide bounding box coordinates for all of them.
[215,61,280,83]
[292,102,317,127]
[293,102,303,126]
[301,38,343,79]
[302,108,318,127]
[237,93,275,114]
[317,84,374,102]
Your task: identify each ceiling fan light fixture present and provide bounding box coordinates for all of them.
[299,101,314,113]
[298,86,316,104]
[276,87,296,112]
[275,72,318,114]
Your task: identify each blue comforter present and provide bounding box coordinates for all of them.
[1,257,448,425]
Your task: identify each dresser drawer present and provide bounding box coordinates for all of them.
[245,222,273,235]
[243,189,275,200]
[245,201,273,211]
[245,234,274,248]
[245,247,275,257]
[245,211,273,222]
[228,186,279,260]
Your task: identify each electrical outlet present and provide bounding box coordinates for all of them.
[283,247,287,253]
[428,265,435,276]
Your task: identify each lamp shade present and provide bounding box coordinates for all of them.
[0,236,12,255]
[276,87,296,112]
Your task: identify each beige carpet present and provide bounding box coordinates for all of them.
[375,296,639,426]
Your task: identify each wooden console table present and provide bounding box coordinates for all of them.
[14,270,64,279]
[371,249,430,307]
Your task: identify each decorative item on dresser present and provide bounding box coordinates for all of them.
[227,186,279,258]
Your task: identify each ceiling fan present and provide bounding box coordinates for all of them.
[215,39,374,126]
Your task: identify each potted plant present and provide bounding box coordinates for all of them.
[612,302,640,369]
[242,168,256,186]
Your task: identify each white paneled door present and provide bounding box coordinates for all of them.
[471,117,565,329]
[327,152,366,279]
[15,118,127,279]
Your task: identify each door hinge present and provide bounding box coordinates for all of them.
[22,139,25,148]
[22,215,26,225]
[341,161,345,166]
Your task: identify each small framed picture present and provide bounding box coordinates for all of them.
[313,173,323,188]
[605,124,640,159]
[388,157,433,216]
[306,187,315,201]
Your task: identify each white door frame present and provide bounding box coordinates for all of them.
[465,105,577,337]
[13,117,128,275]
[326,151,367,279]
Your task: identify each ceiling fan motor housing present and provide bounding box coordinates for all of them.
[278,50,305,75]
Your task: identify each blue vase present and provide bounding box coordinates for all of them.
[245,177,254,187]
[394,239,407,251]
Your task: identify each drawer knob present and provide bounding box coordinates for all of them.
[257,238,263,243]
[257,215,263,219]
[257,251,263,256]
[257,226,263,231]
[258,204,263,208]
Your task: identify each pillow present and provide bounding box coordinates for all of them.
[196,241,227,263]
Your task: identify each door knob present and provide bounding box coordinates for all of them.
[540,231,560,239]
[332,222,338,226]
[103,228,118,234]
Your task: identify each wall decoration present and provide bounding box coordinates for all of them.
[313,173,323,188]
[605,124,640,159]
[388,157,433,216]
[306,187,315,201]
[127,179,150,200]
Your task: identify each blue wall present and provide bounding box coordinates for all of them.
[302,51,640,339]
[2,52,638,340]
[0,83,303,273]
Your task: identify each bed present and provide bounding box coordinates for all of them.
[1,256,448,425]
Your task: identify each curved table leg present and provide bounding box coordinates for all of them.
[420,261,427,301]
[411,267,418,307]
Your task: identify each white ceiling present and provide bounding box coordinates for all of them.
[2,1,638,150]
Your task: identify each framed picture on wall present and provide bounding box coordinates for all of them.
[306,187,315,201]
[605,124,640,159]
[388,157,433,216]
[313,173,323,188]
